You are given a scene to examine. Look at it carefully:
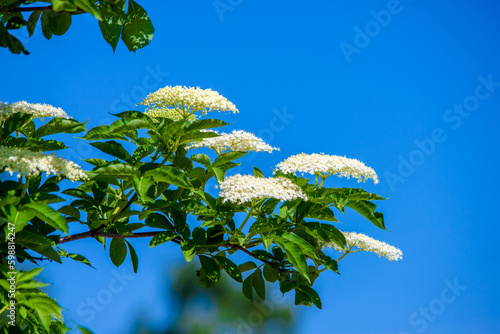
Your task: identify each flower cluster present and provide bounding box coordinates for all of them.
[188,130,279,154]
[219,174,308,204]
[139,85,239,118]
[326,231,403,261]
[275,153,379,183]
[0,146,88,181]
[0,101,70,121]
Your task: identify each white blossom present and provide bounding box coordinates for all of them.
[0,146,87,181]
[275,153,379,184]
[188,130,279,154]
[219,174,308,204]
[326,231,403,261]
[139,86,239,119]
[0,101,70,121]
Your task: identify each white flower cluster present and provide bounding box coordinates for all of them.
[188,130,279,154]
[0,101,70,121]
[327,231,403,261]
[0,146,88,181]
[139,85,239,118]
[275,153,379,184]
[219,174,308,204]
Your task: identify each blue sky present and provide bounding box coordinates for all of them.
[3,0,500,333]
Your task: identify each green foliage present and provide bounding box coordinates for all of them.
[0,90,393,333]
[0,0,154,55]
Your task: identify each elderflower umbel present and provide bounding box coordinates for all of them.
[0,101,70,121]
[0,146,88,181]
[275,153,379,184]
[188,130,279,154]
[145,106,198,122]
[326,231,403,261]
[219,174,308,204]
[138,86,239,119]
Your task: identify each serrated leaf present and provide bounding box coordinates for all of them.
[33,118,86,138]
[90,140,132,163]
[280,232,319,259]
[346,200,386,230]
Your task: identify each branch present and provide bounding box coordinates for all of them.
[4,5,85,14]
[57,230,279,268]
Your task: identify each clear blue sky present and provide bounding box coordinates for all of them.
[3,0,500,333]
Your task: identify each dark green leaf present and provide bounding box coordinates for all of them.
[280,232,319,259]
[252,268,265,300]
[215,256,243,282]
[48,12,71,36]
[275,240,310,282]
[242,275,253,301]
[90,140,132,163]
[181,240,196,262]
[299,285,322,309]
[40,12,53,39]
[145,213,174,231]
[121,0,154,51]
[109,238,127,267]
[146,166,192,189]
[346,200,386,230]
[27,10,42,37]
[33,118,86,138]
[125,240,139,272]
[2,112,32,137]
[263,264,278,283]
[186,119,230,131]
[98,0,125,52]
[190,153,211,168]
[149,231,176,247]
[24,203,68,234]
[212,151,247,167]
[198,255,220,283]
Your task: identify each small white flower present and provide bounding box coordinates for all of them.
[139,85,239,119]
[219,174,308,204]
[188,130,279,154]
[0,101,71,121]
[275,153,379,184]
[326,231,403,261]
[0,146,87,181]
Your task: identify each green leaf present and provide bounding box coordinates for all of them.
[52,0,78,11]
[145,213,174,231]
[24,203,68,234]
[280,232,319,259]
[346,200,387,230]
[215,256,243,282]
[90,140,132,163]
[62,188,98,206]
[125,240,138,273]
[252,268,265,300]
[98,0,125,52]
[198,255,220,283]
[40,12,53,39]
[2,112,32,137]
[121,0,154,52]
[6,16,27,30]
[74,0,102,19]
[78,326,95,334]
[212,151,247,167]
[93,161,135,178]
[27,11,42,37]
[83,125,127,140]
[33,118,86,138]
[92,181,108,205]
[190,153,211,168]
[299,285,322,309]
[275,240,310,283]
[320,223,346,249]
[181,240,196,262]
[186,119,230,131]
[238,261,257,273]
[16,230,61,263]
[48,12,71,36]
[0,23,29,54]
[263,264,278,283]
[17,267,43,282]
[294,290,312,307]
[146,166,192,189]
[109,238,127,267]
[149,231,176,247]
[242,275,253,301]
[253,166,265,178]
[67,253,94,268]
